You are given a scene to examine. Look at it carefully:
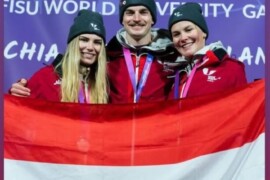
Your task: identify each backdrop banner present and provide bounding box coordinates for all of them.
[4,0,265,92]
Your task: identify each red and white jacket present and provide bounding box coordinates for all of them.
[106,28,178,104]
[168,41,247,99]
[26,65,62,101]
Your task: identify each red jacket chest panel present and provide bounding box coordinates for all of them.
[108,55,173,103]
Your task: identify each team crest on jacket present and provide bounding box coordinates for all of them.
[203,68,221,82]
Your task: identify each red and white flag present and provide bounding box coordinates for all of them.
[4,80,265,180]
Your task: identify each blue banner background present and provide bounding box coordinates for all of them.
[4,0,265,92]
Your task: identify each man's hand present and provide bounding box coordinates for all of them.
[10,79,31,97]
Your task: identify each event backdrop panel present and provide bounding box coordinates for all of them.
[4,0,265,93]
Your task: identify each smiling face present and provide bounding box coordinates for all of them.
[79,34,102,66]
[122,6,154,45]
[171,21,207,59]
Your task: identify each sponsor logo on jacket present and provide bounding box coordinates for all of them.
[203,68,221,82]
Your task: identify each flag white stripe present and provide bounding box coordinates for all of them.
[5,133,265,180]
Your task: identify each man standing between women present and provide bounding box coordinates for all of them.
[106,0,178,103]
[9,1,247,103]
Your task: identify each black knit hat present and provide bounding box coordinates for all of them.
[168,2,209,39]
[67,10,106,43]
[119,0,157,25]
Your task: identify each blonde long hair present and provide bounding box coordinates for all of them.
[57,37,108,104]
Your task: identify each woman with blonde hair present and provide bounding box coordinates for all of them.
[22,9,108,104]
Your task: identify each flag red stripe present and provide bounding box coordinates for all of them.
[4,80,265,165]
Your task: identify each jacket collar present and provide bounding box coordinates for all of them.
[115,28,173,53]
[176,41,228,69]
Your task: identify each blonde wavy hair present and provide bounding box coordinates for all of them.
[56,36,108,104]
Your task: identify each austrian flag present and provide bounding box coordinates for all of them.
[4,80,265,180]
